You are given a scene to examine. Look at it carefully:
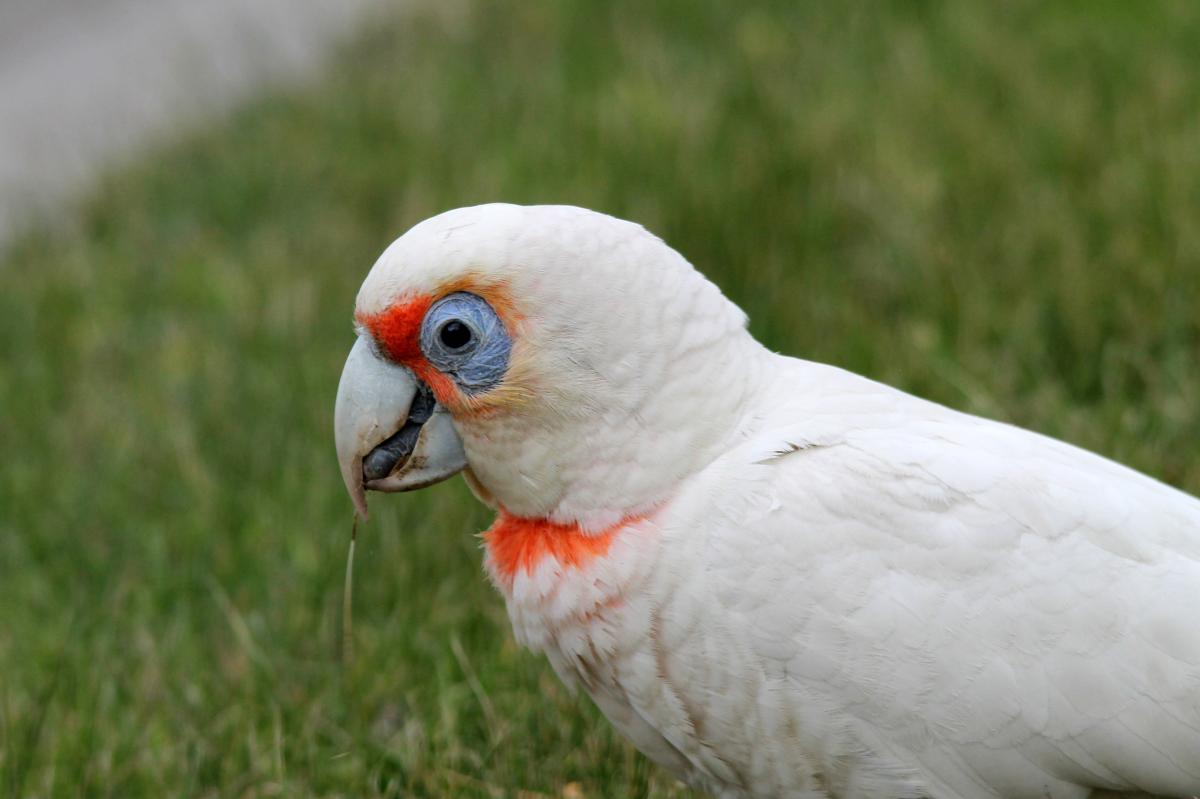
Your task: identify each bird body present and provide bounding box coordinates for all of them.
[335,204,1200,798]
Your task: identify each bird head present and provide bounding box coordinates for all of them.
[334,204,759,531]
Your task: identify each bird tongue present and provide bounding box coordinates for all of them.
[361,380,437,482]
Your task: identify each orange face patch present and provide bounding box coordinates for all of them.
[482,511,637,585]
[356,277,521,410]
[357,293,460,404]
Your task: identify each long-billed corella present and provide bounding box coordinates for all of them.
[334,204,1200,799]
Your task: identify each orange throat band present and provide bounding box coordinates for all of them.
[482,511,635,586]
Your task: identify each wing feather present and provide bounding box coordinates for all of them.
[672,359,1200,797]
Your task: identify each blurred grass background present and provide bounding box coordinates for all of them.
[2,1,1200,796]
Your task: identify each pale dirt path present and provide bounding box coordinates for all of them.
[0,0,384,247]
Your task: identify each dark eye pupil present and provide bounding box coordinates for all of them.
[439,320,472,350]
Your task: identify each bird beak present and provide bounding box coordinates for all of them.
[334,336,467,519]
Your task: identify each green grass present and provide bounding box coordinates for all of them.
[3,1,1200,796]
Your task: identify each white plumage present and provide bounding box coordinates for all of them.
[336,204,1200,798]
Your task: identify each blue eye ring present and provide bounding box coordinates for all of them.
[419,292,512,394]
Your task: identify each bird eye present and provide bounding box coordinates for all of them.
[438,319,473,350]
[419,292,512,394]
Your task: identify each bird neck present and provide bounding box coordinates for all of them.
[456,332,770,532]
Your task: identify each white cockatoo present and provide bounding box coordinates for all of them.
[334,204,1200,799]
